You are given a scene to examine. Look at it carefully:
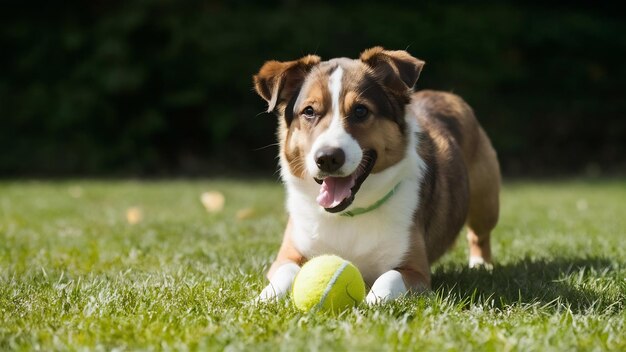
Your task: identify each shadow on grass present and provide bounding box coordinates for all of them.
[432,257,624,314]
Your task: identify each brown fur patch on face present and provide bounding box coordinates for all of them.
[346,116,407,173]
[339,62,409,173]
[282,121,306,179]
[282,66,335,179]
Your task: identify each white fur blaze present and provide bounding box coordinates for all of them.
[329,66,343,124]
[306,66,363,177]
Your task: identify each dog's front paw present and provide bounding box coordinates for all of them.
[469,256,494,271]
[255,262,301,303]
[256,283,285,302]
[365,270,407,305]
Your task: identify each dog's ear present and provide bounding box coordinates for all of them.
[253,55,321,113]
[360,47,425,92]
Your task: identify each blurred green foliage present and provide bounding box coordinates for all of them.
[1,1,624,176]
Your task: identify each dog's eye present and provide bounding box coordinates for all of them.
[302,106,316,119]
[353,105,369,120]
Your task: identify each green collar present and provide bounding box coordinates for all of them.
[340,182,401,217]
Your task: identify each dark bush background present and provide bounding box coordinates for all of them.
[1,1,625,177]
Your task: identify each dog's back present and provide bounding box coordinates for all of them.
[411,90,500,266]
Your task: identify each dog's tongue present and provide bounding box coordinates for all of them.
[316,175,355,208]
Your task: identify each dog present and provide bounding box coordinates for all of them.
[253,47,500,304]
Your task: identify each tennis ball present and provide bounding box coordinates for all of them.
[292,255,366,313]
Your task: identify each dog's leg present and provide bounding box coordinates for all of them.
[366,233,431,304]
[466,128,500,269]
[257,218,304,301]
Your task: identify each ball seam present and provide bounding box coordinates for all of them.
[314,260,350,312]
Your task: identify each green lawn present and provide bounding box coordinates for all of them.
[1,179,624,351]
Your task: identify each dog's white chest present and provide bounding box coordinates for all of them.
[288,180,419,285]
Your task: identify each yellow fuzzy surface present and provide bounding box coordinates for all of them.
[292,255,366,313]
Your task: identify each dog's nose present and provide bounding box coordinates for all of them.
[315,147,345,173]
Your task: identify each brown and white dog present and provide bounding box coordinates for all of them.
[253,47,500,304]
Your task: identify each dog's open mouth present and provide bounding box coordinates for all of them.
[314,150,377,213]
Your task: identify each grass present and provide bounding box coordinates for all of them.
[0,178,624,351]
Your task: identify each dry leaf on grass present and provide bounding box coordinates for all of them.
[126,207,143,225]
[68,186,83,198]
[201,191,225,213]
[236,207,256,220]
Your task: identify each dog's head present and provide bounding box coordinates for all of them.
[254,47,424,213]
